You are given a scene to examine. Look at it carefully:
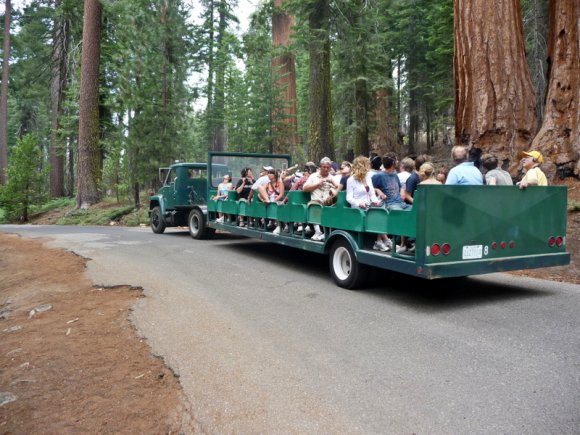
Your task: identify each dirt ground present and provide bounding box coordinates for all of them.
[0,178,578,434]
[0,234,198,434]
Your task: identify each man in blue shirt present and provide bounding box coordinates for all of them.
[445,146,484,185]
[373,155,411,210]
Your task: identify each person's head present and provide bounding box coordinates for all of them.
[418,162,436,180]
[319,157,332,176]
[451,146,468,164]
[351,156,370,181]
[481,154,499,172]
[340,161,352,176]
[401,157,414,173]
[222,174,231,183]
[437,166,448,183]
[469,147,483,169]
[241,167,254,179]
[415,154,428,171]
[304,162,317,174]
[521,150,543,169]
[267,169,277,182]
[370,155,382,171]
[382,155,397,171]
[261,165,273,176]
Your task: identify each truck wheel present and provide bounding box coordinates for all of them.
[150,206,166,234]
[188,209,213,239]
[329,238,368,289]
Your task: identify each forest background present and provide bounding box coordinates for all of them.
[0,0,577,221]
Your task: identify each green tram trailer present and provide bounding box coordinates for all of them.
[149,152,570,289]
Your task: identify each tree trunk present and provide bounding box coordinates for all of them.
[76,0,102,208]
[532,0,579,178]
[454,0,537,166]
[213,0,226,152]
[354,77,369,157]
[272,0,298,155]
[308,0,334,162]
[49,0,68,197]
[0,0,11,185]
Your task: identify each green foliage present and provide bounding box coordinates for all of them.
[53,204,137,225]
[0,134,49,222]
[29,197,76,216]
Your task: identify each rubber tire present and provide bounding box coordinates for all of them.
[329,238,368,289]
[150,206,166,234]
[188,208,214,239]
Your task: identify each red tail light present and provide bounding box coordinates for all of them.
[556,236,563,247]
[548,237,556,247]
[500,241,507,249]
[509,240,516,248]
[491,242,498,250]
[431,243,441,256]
[442,243,451,255]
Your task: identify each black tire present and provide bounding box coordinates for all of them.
[188,208,213,239]
[329,238,368,289]
[150,206,166,234]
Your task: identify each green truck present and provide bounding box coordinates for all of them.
[149,152,570,288]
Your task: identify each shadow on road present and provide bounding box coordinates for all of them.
[209,236,555,311]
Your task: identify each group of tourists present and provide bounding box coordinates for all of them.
[211,145,548,252]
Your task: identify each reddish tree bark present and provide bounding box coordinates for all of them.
[0,0,11,185]
[531,0,579,177]
[272,0,298,155]
[76,0,102,208]
[454,0,537,166]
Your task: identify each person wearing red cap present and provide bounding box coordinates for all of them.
[517,150,547,189]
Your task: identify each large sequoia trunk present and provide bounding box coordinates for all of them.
[307,0,334,162]
[272,0,298,155]
[76,0,102,208]
[454,0,537,166]
[0,0,11,185]
[531,0,579,178]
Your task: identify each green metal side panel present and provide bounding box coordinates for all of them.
[308,204,323,224]
[266,203,279,219]
[247,200,268,218]
[322,205,366,231]
[412,185,569,276]
[365,207,416,237]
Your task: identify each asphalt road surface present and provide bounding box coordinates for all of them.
[2,225,579,434]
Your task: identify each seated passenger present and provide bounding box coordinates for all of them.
[418,162,442,185]
[291,162,317,236]
[481,154,513,185]
[445,146,484,185]
[373,155,411,211]
[517,150,547,189]
[235,167,255,226]
[347,156,386,252]
[303,157,340,241]
[337,161,352,191]
[251,166,273,202]
[212,174,233,223]
[373,155,411,252]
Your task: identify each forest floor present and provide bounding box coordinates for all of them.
[0,177,578,433]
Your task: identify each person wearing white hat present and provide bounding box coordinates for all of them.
[517,150,547,189]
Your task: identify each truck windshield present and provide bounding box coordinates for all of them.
[209,154,291,188]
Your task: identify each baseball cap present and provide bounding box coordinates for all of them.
[262,165,274,171]
[522,150,544,164]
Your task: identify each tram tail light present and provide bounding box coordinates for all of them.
[556,236,563,247]
[442,243,451,255]
[548,237,556,247]
[431,243,441,256]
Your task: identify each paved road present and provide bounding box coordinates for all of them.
[2,225,579,434]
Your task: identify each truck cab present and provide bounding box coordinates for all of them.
[149,161,229,233]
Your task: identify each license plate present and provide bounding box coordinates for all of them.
[462,245,483,260]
